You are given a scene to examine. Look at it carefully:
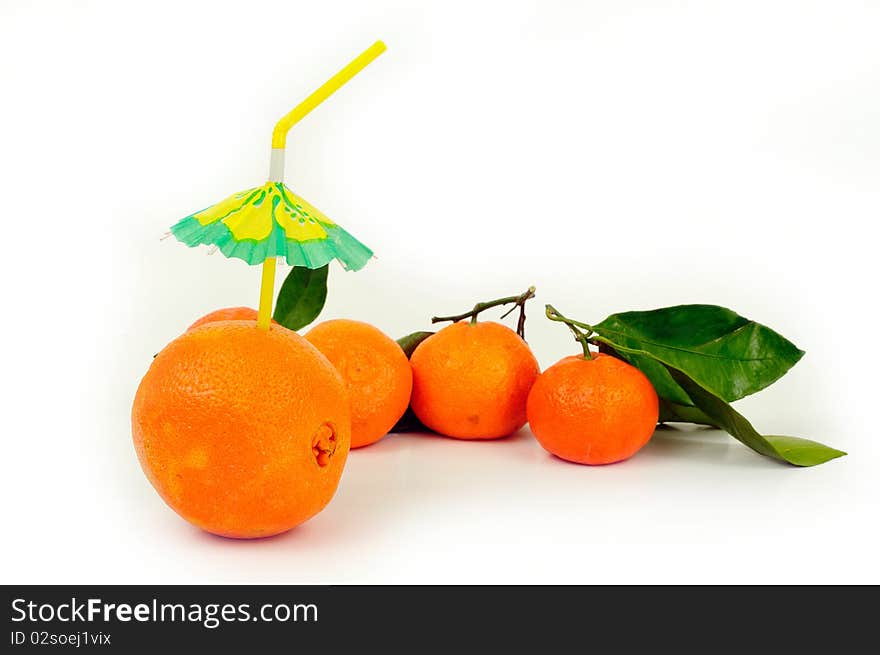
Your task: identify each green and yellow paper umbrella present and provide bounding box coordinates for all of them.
[170,41,385,329]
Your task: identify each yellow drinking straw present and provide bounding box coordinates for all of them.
[256,40,386,330]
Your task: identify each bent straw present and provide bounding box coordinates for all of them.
[257,40,386,330]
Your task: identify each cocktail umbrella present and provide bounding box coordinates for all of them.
[170,41,385,329]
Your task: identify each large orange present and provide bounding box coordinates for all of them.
[527,353,659,465]
[410,321,540,439]
[187,306,277,331]
[132,320,351,538]
[305,319,412,448]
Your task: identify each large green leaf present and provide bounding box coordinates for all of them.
[589,334,844,465]
[593,305,804,404]
[669,369,846,467]
[598,338,693,406]
[273,265,328,331]
[658,399,720,428]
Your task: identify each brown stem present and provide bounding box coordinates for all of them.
[431,286,536,339]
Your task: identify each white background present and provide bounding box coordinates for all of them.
[1,0,878,584]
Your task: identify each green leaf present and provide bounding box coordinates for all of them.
[273,265,328,331]
[668,368,846,466]
[390,331,435,434]
[593,305,804,404]
[591,332,845,465]
[599,339,694,407]
[389,407,427,434]
[606,346,694,405]
[658,399,720,428]
[396,331,434,358]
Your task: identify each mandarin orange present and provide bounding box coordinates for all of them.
[305,319,412,448]
[527,352,658,465]
[187,306,277,331]
[409,321,539,439]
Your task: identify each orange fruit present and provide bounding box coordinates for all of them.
[305,319,412,448]
[132,320,351,538]
[187,306,277,331]
[409,321,540,439]
[526,353,659,465]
